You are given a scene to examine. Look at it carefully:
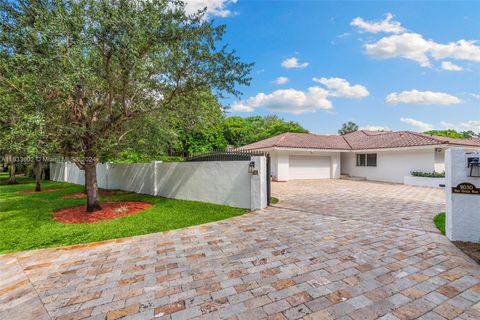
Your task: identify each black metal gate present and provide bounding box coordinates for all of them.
[186,149,271,206]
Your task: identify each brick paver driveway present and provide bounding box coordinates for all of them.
[1,180,479,320]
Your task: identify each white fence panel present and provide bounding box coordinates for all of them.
[108,163,155,195]
[50,162,66,182]
[155,161,251,209]
[50,158,267,210]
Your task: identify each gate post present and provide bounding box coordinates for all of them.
[250,156,267,210]
[445,148,480,242]
[152,161,162,196]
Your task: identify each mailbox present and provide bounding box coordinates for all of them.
[467,156,480,177]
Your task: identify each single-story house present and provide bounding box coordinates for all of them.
[241,130,480,183]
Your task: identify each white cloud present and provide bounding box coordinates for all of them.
[360,125,390,131]
[441,61,463,71]
[365,33,432,67]
[386,90,463,105]
[281,57,309,69]
[230,87,332,114]
[400,117,433,131]
[351,13,405,34]
[430,39,480,62]
[337,32,351,38]
[365,32,480,67]
[441,121,480,133]
[183,0,237,18]
[273,76,289,85]
[231,77,369,114]
[312,77,369,98]
[470,93,480,100]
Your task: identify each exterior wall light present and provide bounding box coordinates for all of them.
[248,161,255,174]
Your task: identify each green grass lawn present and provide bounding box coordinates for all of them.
[0,172,246,253]
[434,212,446,235]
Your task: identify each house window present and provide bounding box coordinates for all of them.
[366,154,377,167]
[356,154,365,166]
[356,153,377,167]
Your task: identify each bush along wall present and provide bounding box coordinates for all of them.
[410,171,445,178]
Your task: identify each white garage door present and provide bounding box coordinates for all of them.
[289,155,331,179]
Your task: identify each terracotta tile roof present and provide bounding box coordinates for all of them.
[241,132,351,150]
[240,130,480,151]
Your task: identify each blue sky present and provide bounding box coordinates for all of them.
[189,0,480,134]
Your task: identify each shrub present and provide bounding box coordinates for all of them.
[410,171,445,178]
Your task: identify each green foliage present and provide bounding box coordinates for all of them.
[434,212,445,235]
[0,0,252,164]
[410,171,445,178]
[115,113,309,159]
[0,172,245,253]
[423,129,478,139]
[270,197,279,204]
[224,115,308,147]
[338,121,359,135]
[169,91,228,155]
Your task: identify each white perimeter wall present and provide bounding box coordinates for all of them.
[341,148,436,183]
[270,150,340,181]
[445,148,480,242]
[50,158,267,210]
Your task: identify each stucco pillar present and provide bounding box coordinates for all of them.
[250,156,267,210]
[152,161,162,196]
[445,148,480,242]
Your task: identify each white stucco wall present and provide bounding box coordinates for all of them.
[108,163,155,195]
[270,150,340,181]
[154,161,251,209]
[50,159,266,210]
[64,162,85,185]
[445,148,480,242]
[341,148,436,183]
[50,162,66,182]
[434,148,446,172]
[403,176,445,188]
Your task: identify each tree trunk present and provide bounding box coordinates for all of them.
[84,161,101,212]
[34,159,42,192]
[8,161,17,184]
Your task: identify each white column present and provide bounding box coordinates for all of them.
[64,162,68,182]
[153,161,162,196]
[250,156,267,210]
[445,148,480,242]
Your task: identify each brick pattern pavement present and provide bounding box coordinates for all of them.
[1,180,479,320]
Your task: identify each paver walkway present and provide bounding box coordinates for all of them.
[1,180,479,320]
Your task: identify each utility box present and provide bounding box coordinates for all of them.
[445,148,480,242]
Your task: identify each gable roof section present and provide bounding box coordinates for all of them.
[241,132,351,150]
[240,130,480,151]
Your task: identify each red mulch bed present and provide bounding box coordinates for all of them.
[53,201,152,224]
[63,190,130,198]
[17,188,63,194]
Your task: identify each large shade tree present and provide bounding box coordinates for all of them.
[0,0,252,211]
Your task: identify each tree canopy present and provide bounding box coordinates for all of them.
[423,129,478,139]
[338,121,359,135]
[0,0,252,211]
[224,115,308,147]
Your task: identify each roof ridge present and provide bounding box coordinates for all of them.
[274,132,290,146]
[341,135,353,150]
